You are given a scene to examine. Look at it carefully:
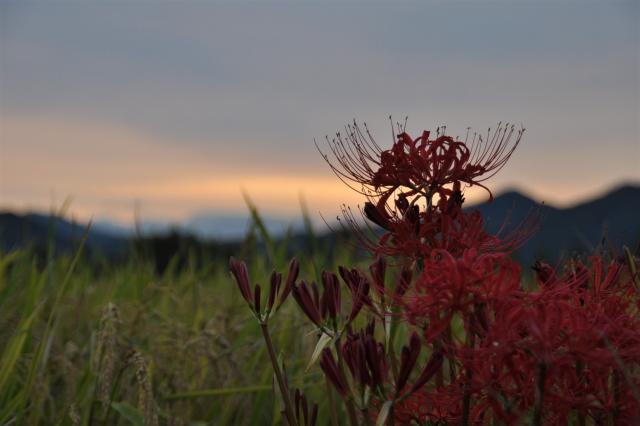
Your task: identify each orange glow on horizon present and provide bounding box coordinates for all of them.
[1,114,636,226]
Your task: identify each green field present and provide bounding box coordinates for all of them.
[3,201,637,425]
[0,211,365,425]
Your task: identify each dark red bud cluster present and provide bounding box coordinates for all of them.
[278,258,300,311]
[369,257,386,301]
[363,202,391,230]
[395,332,421,393]
[229,257,252,305]
[320,271,341,321]
[532,260,556,287]
[229,257,299,317]
[294,389,318,426]
[338,266,373,321]
[469,303,489,338]
[319,348,349,396]
[292,281,323,327]
[340,323,388,391]
[392,332,446,397]
[292,267,371,330]
[322,323,446,402]
[395,266,412,298]
[410,347,444,394]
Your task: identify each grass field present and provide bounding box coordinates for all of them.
[2,200,638,425]
[0,207,366,425]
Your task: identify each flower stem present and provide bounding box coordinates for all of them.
[325,376,339,426]
[446,324,456,381]
[260,323,298,426]
[434,339,443,387]
[361,407,372,426]
[461,330,475,426]
[336,338,359,426]
[461,379,471,426]
[576,360,585,426]
[612,370,621,424]
[533,363,547,426]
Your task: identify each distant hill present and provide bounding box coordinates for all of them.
[1,184,638,264]
[91,213,306,242]
[183,213,305,240]
[470,184,640,263]
[0,212,128,258]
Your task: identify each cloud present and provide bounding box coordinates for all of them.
[0,1,638,223]
[0,115,363,223]
[2,1,637,148]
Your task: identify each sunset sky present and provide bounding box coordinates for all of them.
[1,1,638,228]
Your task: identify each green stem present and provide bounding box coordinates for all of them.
[576,361,586,426]
[335,338,359,426]
[461,331,474,426]
[325,376,339,426]
[461,383,471,426]
[434,339,443,388]
[260,323,298,426]
[103,366,126,425]
[361,407,372,426]
[388,317,399,380]
[446,324,456,381]
[612,370,621,424]
[533,363,547,426]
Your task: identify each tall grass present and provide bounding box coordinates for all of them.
[0,208,360,425]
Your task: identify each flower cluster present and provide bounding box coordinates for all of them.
[231,120,640,425]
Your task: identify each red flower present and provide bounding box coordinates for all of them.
[403,248,521,335]
[230,115,640,425]
[319,121,524,208]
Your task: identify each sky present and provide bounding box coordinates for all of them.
[1,0,639,228]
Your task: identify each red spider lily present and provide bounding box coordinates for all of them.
[318,121,523,206]
[402,248,521,340]
[457,257,640,424]
[339,188,537,262]
[391,383,465,424]
[370,126,523,203]
[230,116,640,425]
[323,124,529,261]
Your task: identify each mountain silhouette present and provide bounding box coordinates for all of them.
[469,184,640,263]
[0,212,128,258]
[1,184,638,264]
